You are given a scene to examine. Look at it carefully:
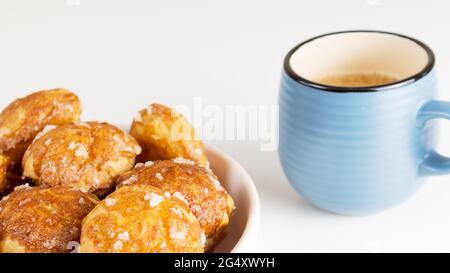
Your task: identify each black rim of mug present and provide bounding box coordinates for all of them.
[284,30,435,93]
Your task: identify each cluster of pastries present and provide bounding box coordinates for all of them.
[0,89,234,253]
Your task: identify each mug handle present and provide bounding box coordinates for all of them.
[418,100,450,176]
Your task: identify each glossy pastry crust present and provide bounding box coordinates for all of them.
[0,185,99,253]
[0,155,9,193]
[130,103,209,168]
[22,122,142,195]
[116,159,234,246]
[0,89,81,169]
[80,184,204,253]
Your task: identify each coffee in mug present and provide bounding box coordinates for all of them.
[279,30,450,215]
[314,73,398,87]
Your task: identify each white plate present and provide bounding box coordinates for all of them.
[204,145,260,253]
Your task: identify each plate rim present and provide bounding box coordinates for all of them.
[205,145,260,253]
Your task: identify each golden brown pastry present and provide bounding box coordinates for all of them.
[0,154,9,193]
[80,184,204,253]
[22,122,141,196]
[0,154,30,196]
[130,103,209,168]
[0,89,81,170]
[0,185,99,253]
[116,159,234,249]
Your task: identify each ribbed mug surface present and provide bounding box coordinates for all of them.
[279,70,438,215]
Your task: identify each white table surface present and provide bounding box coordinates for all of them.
[1,0,450,252]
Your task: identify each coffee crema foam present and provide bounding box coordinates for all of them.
[314,73,399,88]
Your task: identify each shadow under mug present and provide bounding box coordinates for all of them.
[279,30,450,215]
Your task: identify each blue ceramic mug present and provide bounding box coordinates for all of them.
[279,30,450,215]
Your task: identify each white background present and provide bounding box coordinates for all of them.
[1,0,450,252]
